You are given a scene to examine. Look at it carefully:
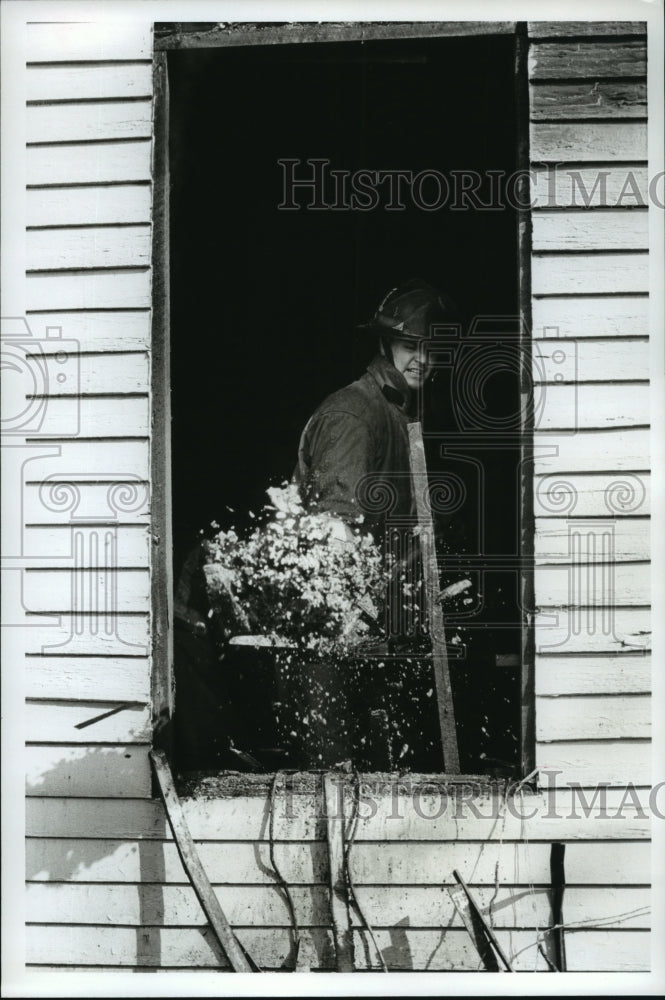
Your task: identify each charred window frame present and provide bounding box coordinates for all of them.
[150,20,535,779]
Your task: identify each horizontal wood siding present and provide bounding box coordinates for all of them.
[527,24,651,927]
[19,17,651,975]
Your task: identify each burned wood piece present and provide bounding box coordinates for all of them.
[408,421,460,773]
[449,869,514,972]
[323,773,355,971]
[549,842,567,971]
[150,749,257,972]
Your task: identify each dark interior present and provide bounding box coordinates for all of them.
[168,32,524,775]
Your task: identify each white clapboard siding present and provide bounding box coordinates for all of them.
[531,167,648,209]
[24,482,150,524]
[24,614,150,657]
[27,64,152,102]
[24,882,650,930]
[528,40,647,80]
[534,338,649,382]
[532,210,648,251]
[535,518,649,562]
[27,101,153,144]
[25,744,152,798]
[532,294,648,338]
[27,22,152,62]
[535,561,649,607]
[25,787,654,842]
[24,925,651,971]
[534,607,651,654]
[28,226,150,271]
[26,269,151,311]
[21,440,149,477]
[24,395,149,437]
[531,81,646,120]
[27,140,151,185]
[531,123,647,162]
[536,694,650,740]
[24,352,150,394]
[28,185,152,227]
[23,525,150,566]
[535,382,648,430]
[25,837,649,886]
[22,568,150,613]
[536,653,650,695]
[536,739,650,786]
[532,252,648,295]
[25,657,151,702]
[533,429,649,474]
[25,311,151,351]
[26,701,151,743]
[534,472,650,517]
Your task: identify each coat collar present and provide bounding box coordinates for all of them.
[367,353,413,413]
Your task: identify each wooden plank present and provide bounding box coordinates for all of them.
[156,21,518,49]
[532,252,648,295]
[535,561,650,607]
[408,422,459,772]
[535,653,650,695]
[536,383,648,430]
[23,568,150,613]
[528,40,646,80]
[24,613,150,657]
[27,140,151,185]
[25,838,650,886]
[24,352,150,395]
[535,607,651,654]
[25,744,151,797]
[532,210,648,251]
[534,338,649,382]
[26,701,151,743]
[25,656,151,702]
[27,64,152,102]
[27,22,152,61]
[533,429,649,474]
[24,925,650,971]
[323,774,354,970]
[24,481,151,524]
[528,22,647,39]
[25,882,650,930]
[531,80,646,120]
[25,311,151,351]
[531,122,647,161]
[27,101,153,144]
[28,184,151,227]
[536,739,650,785]
[534,472,650,517]
[535,518,649,562]
[28,225,150,271]
[531,166,648,208]
[25,787,653,843]
[26,269,151,311]
[536,694,650,740]
[151,750,253,972]
[25,396,149,437]
[23,525,150,566]
[21,439,149,478]
[532,294,648,338]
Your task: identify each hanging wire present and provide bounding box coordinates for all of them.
[268,770,302,969]
[508,905,651,968]
[343,770,389,972]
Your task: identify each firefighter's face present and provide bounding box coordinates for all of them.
[389,337,432,388]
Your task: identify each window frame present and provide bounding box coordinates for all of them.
[150,19,535,780]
